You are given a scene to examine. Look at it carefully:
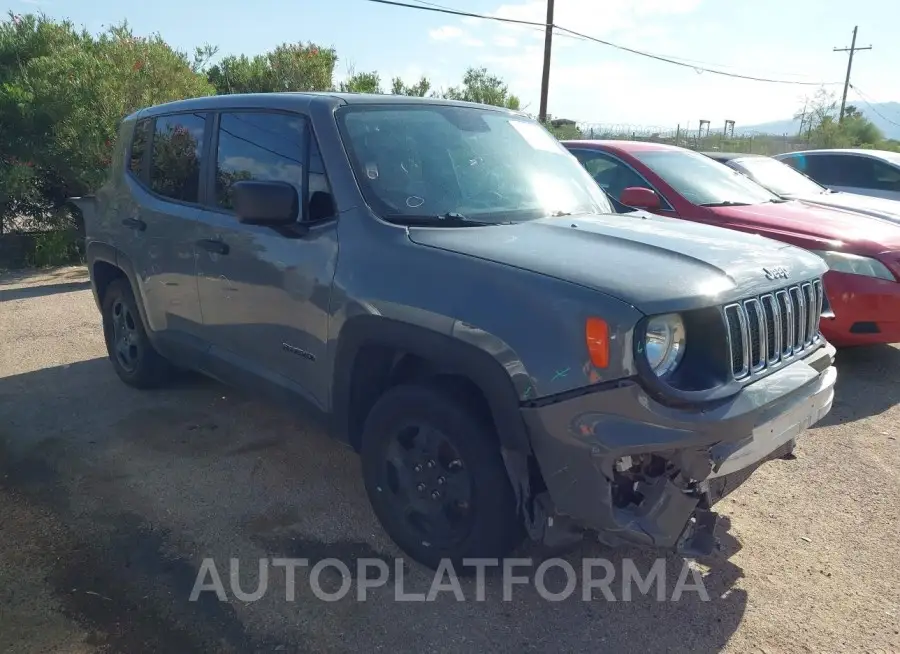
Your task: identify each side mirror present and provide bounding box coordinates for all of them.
[620,186,661,211]
[233,180,298,226]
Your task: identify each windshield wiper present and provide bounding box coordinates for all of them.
[697,201,751,207]
[383,212,506,227]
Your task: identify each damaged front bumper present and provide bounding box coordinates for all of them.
[520,343,836,556]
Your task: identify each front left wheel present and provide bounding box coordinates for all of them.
[360,382,524,571]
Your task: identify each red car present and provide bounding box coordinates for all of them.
[562,140,900,347]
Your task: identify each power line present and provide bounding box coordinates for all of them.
[369,0,548,29]
[409,0,746,70]
[557,31,819,78]
[365,0,842,86]
[849,84,900,129]
[554,24,840,86]
[408,0,832,81]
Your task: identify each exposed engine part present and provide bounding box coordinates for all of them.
[611,452,695,509]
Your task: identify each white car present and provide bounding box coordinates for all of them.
[704,152,900,226]
[774,148,900,202]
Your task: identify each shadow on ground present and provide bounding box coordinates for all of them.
[0,265,86,285]
[0,357,750,654]
[0,279,91,302]
[818,344,900,427]
[0,265,90,301]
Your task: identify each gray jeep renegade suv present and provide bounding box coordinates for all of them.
[75,93,837,570]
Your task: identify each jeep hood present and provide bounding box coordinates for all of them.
[407,212,826,314]
[710,200,900,253]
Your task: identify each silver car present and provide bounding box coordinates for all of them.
[705,151,900,225]
[775,148,900,202]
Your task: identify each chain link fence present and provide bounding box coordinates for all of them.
[570,123,810,156]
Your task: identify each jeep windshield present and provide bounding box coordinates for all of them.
[634,149,782,207]
[336,104,614,225]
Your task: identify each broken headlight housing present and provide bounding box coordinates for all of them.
[643,313,686,377]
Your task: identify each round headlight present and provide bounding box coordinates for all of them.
[644,313,686,377]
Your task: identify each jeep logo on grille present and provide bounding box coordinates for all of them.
[763,266,790,280]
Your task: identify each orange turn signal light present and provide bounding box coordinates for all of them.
[585,317,610,369]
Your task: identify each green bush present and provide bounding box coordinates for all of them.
[0,12,214,237]
[27,230,82,268]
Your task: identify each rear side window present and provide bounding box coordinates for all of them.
[214,111,306,213]
[129,119,151,177]
[149,113,207,203]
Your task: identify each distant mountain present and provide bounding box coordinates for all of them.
[736,101,900,140]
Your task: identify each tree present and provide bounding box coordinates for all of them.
[206,42,337,94]
[543,116,582,140]
[0,13,214,233]
[843,104,862,120]
[391,75,431,97]
[842,112,883,147]
[338,68,382,94]
[794,87,884,149]
[440,67,521,110]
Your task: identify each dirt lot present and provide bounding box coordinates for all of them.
[1,266,898,654]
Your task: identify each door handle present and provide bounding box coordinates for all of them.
[196,239,230,255]
[122,217,147,231]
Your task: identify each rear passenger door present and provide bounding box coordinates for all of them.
[124,112,209,358]
[194,110,339,408]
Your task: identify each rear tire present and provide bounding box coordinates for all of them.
[361,382,524,571]
[101,278,173,389]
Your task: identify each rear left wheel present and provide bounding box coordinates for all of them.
[101,279,173,389]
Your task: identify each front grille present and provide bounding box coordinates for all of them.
[724,279,824,379]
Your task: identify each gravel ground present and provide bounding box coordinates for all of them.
[1,266,898,654]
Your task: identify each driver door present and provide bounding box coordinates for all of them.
[194,109,338,407]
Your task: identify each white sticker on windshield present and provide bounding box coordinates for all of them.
[508,120,562,153]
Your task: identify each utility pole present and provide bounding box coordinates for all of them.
[538,0,554,123]
[834,26,872,123]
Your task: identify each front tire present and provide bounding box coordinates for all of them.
[101,278,173,389]
[360,382,523,571]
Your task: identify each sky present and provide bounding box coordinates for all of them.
[5,0,900,131]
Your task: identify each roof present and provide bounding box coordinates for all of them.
[700,151,764,162]
[776,148,900,162]
[560,139,687,152]
[130,92,522,120]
